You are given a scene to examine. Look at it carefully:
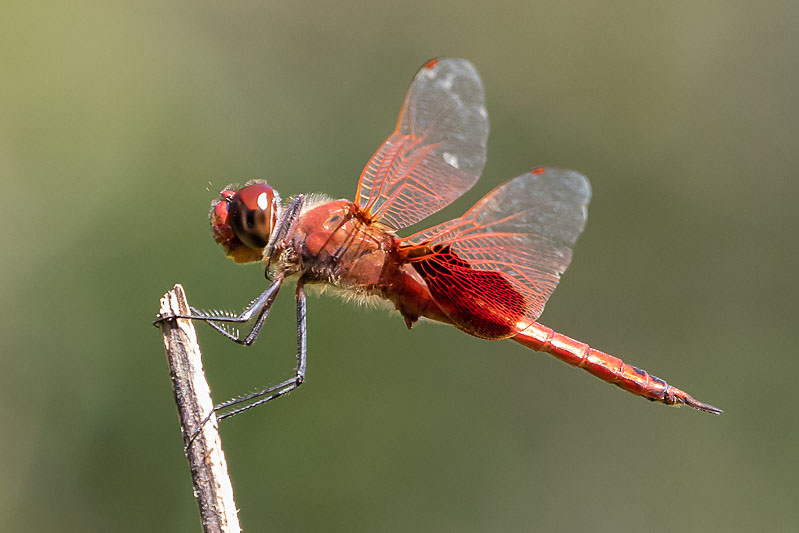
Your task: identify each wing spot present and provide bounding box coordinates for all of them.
[532,167,546,175]
[441,73,455,90]
[443,152,460,169]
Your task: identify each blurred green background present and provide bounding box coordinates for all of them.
[2,1,796,531]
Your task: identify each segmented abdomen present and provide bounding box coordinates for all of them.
[513,322,722,413]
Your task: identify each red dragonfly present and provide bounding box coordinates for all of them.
[166,58,721,419]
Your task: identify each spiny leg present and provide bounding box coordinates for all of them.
[265,194,305,275]
[214,280,307,419]
[185,281,308,449]
[200,280,282,346]
[154,276,283,345]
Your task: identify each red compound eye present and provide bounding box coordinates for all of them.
[209,181,280,264]
[228,183,279,250]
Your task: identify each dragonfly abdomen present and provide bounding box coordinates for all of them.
[512,323,722,414]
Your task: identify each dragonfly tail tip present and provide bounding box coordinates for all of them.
[669,386,723,415]
[683,394,723,415]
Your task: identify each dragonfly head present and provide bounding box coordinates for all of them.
[209,180,282,263]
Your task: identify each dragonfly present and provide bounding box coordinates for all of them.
[161,58,721,420]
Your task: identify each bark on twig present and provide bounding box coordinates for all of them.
[157,284,241,533]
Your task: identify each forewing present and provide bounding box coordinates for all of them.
[355,58,489,230]
[404,168,591,335]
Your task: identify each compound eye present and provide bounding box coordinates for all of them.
[228,183,278,250]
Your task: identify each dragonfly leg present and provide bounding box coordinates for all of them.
[183,281,308,449]
[154,275,283,346]
[214,280,307,419]
[265,193,305,274]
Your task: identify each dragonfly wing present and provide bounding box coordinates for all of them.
[355,58,489,230]
[403,168,591,338]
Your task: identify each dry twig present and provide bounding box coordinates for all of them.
[157,284,241,533]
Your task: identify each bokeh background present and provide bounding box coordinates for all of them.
[2,1,797,531]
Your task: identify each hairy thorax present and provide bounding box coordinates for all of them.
[287,200,395,289]
[284,199,448,328]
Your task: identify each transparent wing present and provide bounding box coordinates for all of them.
[403,168,591,338]
[355,58,489,230]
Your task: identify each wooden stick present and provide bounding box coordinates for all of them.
[157,284,241,533]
